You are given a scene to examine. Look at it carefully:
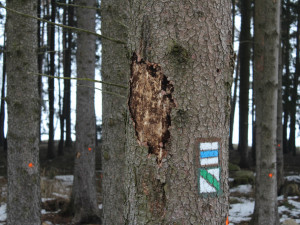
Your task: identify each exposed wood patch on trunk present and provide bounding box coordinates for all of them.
[128,52,175,164]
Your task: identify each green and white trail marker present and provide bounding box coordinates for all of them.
[196,139,222,196]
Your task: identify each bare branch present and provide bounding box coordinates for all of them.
[0,4,126,44]
[36,73,128,89]
[56,2,101,11]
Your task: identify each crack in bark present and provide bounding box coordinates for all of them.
[128,52,175,164]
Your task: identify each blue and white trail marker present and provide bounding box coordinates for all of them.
[196,139,222,196]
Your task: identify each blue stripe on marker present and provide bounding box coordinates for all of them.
[200,150,218,158]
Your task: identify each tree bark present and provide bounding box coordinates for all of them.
[125,1,233,224]
[47,0,56,159]
[252,0,280,224]
[6,0,41,224]
[71,0,101,223]
[238,0,252,168]
[101,0,129,224]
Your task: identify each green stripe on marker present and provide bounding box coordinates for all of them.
[200,169,220,191]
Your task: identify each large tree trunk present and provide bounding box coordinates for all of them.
[6,0,41,224]
[238,0,251,168]
[125,1,233,224]
[71,0,101,223]
[252,0,280,224]
[101,0,129,224]
[47,0,56,159]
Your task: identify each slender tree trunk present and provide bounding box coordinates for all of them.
[47,0,56,159]
[58,0,68,156]
[6,0,41,224]
[37,0,43,142]
[289,1,300,156]
[101,0,129,224]
[0,33,6,148]
[229,48,240,150]
[125,1,233,224]
[65,0,73,147]
[238,0,251,168]
[252,0,280,224]
[277,31,284,192]
[71,0,101,223]
[282,0,291,154]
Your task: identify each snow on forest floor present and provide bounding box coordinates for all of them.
[0,175,300,224]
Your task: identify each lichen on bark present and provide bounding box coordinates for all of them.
[128,52,175,164]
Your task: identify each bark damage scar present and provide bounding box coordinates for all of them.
[128,52,175,164]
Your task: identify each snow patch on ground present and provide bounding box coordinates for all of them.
[229,197,254,224]
[230,184,252,194]
[0,204,6,223]
[54,175,74,186]
[285,175,300,183]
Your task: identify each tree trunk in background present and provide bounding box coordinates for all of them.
[289,2,300,156]
[238,0,251,168]
[229,48,240,150]
[252,0,280,224]
[47,0,56,159]
[282,0,291,154]
[58,3,66,156]
[65,0,73,147]
[0,33,6,147]
[101,0,128,224]
[6,0,41,224]
[58,0,73,155]
[71,0,101,223]
[37,0,43,142]
[277,34,284,192]
[125,0,233,224]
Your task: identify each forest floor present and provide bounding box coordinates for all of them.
[0,142,299,224]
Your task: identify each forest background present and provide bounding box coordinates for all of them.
[0,0,299,225]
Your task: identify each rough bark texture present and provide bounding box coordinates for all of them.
[6,0,41,224]
[101,0,129,224]
[71,0,101,223]
[125,1,233,224]
[238,0,251,168]
[253,0,280,224]
[129,53,175,164]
